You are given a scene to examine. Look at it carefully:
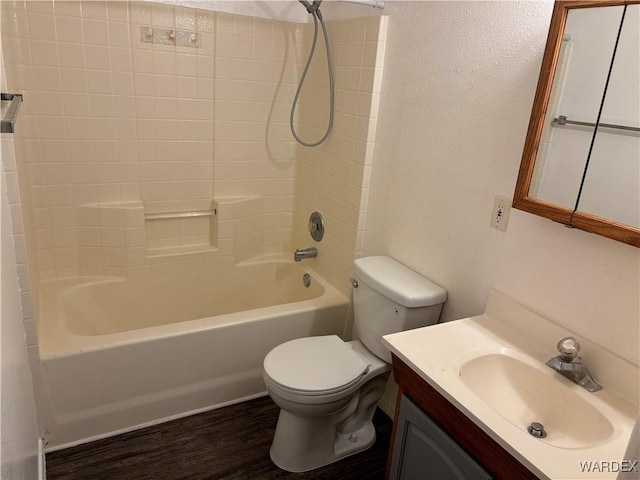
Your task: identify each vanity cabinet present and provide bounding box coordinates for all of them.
[386,354,540,480]
[389,394,491,479]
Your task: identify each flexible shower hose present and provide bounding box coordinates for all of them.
[290,6,335,147]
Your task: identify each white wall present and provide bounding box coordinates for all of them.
[1,141,40,479]
[148,0,309,22]
[151,0,386,23]
[1,43,40,479]
[364,1,640,365]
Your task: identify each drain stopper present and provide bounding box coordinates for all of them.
[527,422,547,438]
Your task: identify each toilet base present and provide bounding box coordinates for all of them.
[269,412,377,473]
[334,421,376,458]
[268,374,388,473]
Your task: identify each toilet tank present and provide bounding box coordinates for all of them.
[353,256,447,363]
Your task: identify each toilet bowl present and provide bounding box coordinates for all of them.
[264,337,390,472]
[263,256,447,472]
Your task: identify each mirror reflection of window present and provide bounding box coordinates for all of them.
[578,4,640,228]
[531,6,627,211]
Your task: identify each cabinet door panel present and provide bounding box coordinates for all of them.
[390,395,492,480]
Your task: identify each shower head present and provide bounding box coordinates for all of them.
[299,0,322,14]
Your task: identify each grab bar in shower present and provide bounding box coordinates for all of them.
[1,93,23,134]
[144,210,216,220]
[553,115,639,133]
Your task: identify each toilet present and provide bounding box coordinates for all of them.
[263,255,447,472]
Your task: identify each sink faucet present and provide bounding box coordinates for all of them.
[294,247,317,262]
[546,337,602,392]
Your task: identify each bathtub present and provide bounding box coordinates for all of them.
[37,258,349,450]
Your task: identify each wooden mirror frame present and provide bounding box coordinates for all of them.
[513,0,640,248]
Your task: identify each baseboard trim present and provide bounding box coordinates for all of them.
[38,438,46,480]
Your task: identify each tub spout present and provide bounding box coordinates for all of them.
[294,247,317,262]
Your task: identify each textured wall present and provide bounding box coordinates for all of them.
[364,1,640,365]
[1,116,40,480]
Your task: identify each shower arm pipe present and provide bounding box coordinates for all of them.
[341,0,385,8]
[299,0,384,11]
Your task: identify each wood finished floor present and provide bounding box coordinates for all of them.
[46,396,393,480]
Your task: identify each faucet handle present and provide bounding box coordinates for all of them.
[557,336,580,362]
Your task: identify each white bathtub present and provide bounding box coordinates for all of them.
[37,258,349,450]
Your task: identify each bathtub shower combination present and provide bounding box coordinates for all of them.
[38,258,349,448]
[1,0,388,453]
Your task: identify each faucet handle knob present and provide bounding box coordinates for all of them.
[557,336,580,361]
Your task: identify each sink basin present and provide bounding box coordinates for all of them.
[459,353,614,449]
[383,291,640,479]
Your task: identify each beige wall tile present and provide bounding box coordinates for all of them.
[27,12,56,41]
[109,22,131,48]
[83,18,109,45]
[54,2,81,18]
[55,16,83,44]
[4,3,384,286]
[80,1,107,21]
[30,39,58,66]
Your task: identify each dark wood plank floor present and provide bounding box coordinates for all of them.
[46,396,393,480]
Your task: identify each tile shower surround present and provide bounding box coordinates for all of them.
[1,1,385,298]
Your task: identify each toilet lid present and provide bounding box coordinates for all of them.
[264,335,370,394]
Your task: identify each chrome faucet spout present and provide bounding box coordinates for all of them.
[294,247,317,262]
[546,337,602,392]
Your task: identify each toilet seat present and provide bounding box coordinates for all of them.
[263,335,370,396]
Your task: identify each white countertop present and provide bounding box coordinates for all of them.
[382,290,639,480]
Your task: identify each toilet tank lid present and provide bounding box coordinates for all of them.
[353,256,447,308]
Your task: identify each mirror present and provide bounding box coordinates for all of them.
[514,0,640,247]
